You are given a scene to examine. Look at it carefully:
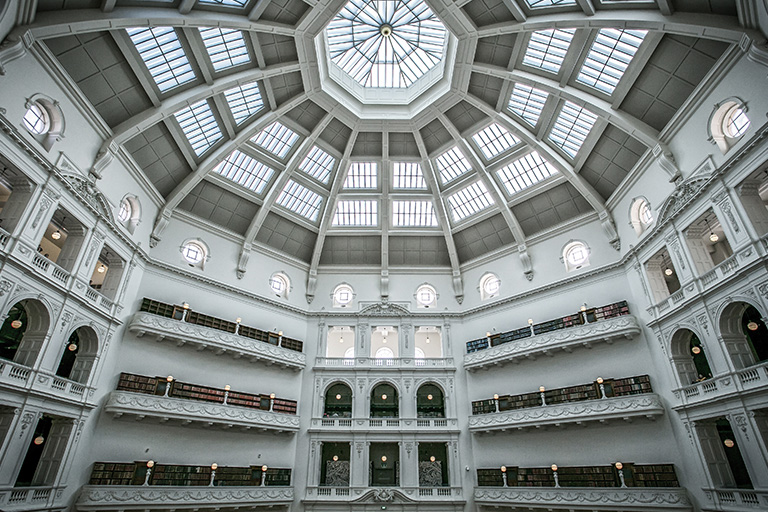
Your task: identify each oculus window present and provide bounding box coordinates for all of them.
[333,284,355,307]
[181,239,209,269]
[709,99,751,154]
[269,272,290,299]
[23,103,50,135]
[563,240,590,272]
[415,284,437,308]
[325,0,447,88]
[480,273,501,300]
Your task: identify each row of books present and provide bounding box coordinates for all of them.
[466,301,630,353]
[139,298,304,353]
[477,463,679,487]
[89,462,292,486]
[116,372,298,414]
[471,375,653,415]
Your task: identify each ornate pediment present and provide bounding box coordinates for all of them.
[657,177,709,224]
[353,488,416,503]
[359,302,411,317]
[59,171,114,223]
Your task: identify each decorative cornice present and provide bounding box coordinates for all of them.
[474,487,691,510]
[128,312,306,369]
[464,315,641,370]
[468,394,664,431]
[359,301,412,317]
[75,485,294,510]
[105,391,300,432]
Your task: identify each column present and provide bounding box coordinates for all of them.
[55,225,89,273]
[350,441,369,487]
[712,189,749,249]
[357,321,369,361]
[0,179,35,236]
[735,180,768,239]
[18,189,56,247]
[665,232,694,284]
[0,409,39,485]
[308,440,322,487]
[400,441,416,487]
[728,411,768,488]
[400,322,414,360]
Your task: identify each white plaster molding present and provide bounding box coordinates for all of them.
[308,416,459,432]
[75,485,294,510]
[128,312,306,370]
[468,394,664,431]
[474,486,691,511]
[105,391,300,432]
[463,315,641,371]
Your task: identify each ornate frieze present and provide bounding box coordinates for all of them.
[468,394,664,431]
[474,486,691,510]
[104,391,300,433]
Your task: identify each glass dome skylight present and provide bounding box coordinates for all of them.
[325,0,447,88]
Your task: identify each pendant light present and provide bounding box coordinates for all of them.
[663,252,673,276]
[51,215,65,240]
[706,217,719,243]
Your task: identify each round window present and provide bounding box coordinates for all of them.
[639,201,653,225]
[482,275,500,296]
[23,103,50,135]
[182,241,205,265]
[724,106,750,138]
[334,285,354,305]
[566,243,588,267]
[118,199,132,222]
[270,274,288,295]
[416,285,436,307]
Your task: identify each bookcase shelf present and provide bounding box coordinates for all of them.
[476,463,680,488]
[88,462,292,487]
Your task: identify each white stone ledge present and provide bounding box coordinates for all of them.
[468,394,664,432]
[75,485,294,510]
[128,312,305,370]
[0,485,65,512]
[104,391,300,433]
[672,362,768,411]
[702,487,768,511]
[308,417,459,432]
[474,486,691,511]
[464,315,641,371]
[304,486,464,503]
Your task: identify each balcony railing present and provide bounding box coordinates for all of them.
[0,486,65,511]
[305,486,463,502]
[464,315,641,371]
[315,357,454,369]
[672,361,768,409]
[77,485,293,510]
[704,487,768,510]
[309,417,459,431]
[0,360,93,405]
[474,486,691,511]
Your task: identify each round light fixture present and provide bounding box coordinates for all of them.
[166,375,174,382]
[236,318,241,324]
[430,456,436,462]
[97,264,106,273]
[724,439,735,448]
[692,346,702,355]
[261,465,268,472]
[211,463,218,470]
[333,455,339,461]
[51,230,61,240]
[664,267,673,276]
[68,343,77,352]
[596,377,603,384]
[379,24,392,37]
[225,385,231,391]
[427,394,433,400]
[426,337,430,344]
[747,321,759,331]
[381,456,387,462]
[710,232,719,243]
[270,393,276,399]
[500,466,506,473]
[539,386,545,393]
[381,394,387,400]
[615,462,623,470]
[528,319,534,325]
[33,436,45,445]
[147,460,155,468]
[339,337,343,343]
[10,320,22,329]
[336,394,342,400]
[551,464,558,472]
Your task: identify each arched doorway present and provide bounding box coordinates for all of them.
[370,382,398,418]
[670,329,713,385]
[720,301,768,369]
[324,382,353,418]
[0,299,50,366]
[55,326,98,383]
[416,383,445,418]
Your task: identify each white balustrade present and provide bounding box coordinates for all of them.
[0,486,63,510]
[310,417,458,431]
[674,362,768,408]
[315,357,453,369]
[305,486,462,501]
[705,487,768,509]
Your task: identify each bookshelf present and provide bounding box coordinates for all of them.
[516,467,555,487]
[138,298,304,353]
[465,300,630,354]
[89,462,142,485]
[87,462,292,487]
[476,468,507,487]
[471,375,653,415]
[117,373,159,395]
[474,463,679,488]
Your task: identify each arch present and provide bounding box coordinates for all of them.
[708,97,750,154]
[370,381,399,418]
[117,194,141,234]
[324,381,353,418]
[562,239,590,272]
[0,299,51,367]
[669,328,713,385]
[23,94,65,151]
[416,382,445,418]
[718,300,768,369]
[479,272,501,300]
[629,196,654,236]
[55,325,99,384]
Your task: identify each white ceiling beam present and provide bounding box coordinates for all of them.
[178,0,197,15]
[655,0,673,16]
[575,0,595,16]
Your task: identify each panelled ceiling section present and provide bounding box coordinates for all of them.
[39,0,739,270]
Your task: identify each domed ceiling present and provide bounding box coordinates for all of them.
[29,0,739,292]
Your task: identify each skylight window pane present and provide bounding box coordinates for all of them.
[299,146,336,184]
[472,123,521,159]
[522,28,576,73]
[496,151,557,195]
[333,200,378,226]
[198,0,248,7]
[447,181,494,221]
[549,101,598,158]
[344,162,377,189]
[126,27,195,92]
[508,83,549,126]
[199,28,250,71]
[251,122,299,159]
[224,82,264,125]
[174,100,222,156]
[277,180,323,222]
[435,147,472,184]
[526,0,576,7]
[392,200,438,227]
[393,163,427,189]
[577,29,647,94]
[213,150,274,194]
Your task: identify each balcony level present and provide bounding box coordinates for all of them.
[309,416,459,432]
[77,461,293,511]
[469,375,663,431]
[128,299,305,370]
[464,302,640,371]
[314,357,454,370]
[475,463,690,511]
[672,361,768,411]
[104,373,299,433]
[0,486,65,512]
[702,488,768,511]
[0,359,95,408]
[304,486,464,510]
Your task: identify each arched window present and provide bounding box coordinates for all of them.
[180,239,209,269]
[415,347,426,367]
[117,195,141,234]
[669,329,713,385]
[630,197,653,236]
[0,299,51,367]
[324,382,353,418]
[416,383,445,418]
[479,273,500,300]
[22,94,65,151]
[562,240,590,272]
[370,382,398,418]
[343,346,355,365]
[55,326,99,384]
[269,272,290,299]
[415,284,437,308]
[375,346,394,359]
[333,284,355,308]
[709,98,750,154]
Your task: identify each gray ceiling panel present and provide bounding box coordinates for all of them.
[468,72,505,109]
[285,100,327,132]
[389,236,451,266]
[474,34,517,68]
[389,132,420,158]
[256,213,317,262]
[319,236,382,265]
[579,125,647,201]
[260,0,310,26]
[453,213,514,263]
[125,123,192,198]
[351,132,383,157]
[268,71,304,107]
[320,118,353,154]
[462,0,516,27]
[420,119,452,155]
[671,0,737,15]
[512,183,593,236]
[179,181,259,235]
[445,101,488,135]
[257,33,299,66]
